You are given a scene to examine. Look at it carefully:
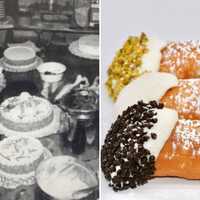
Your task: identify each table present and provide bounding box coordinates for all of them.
[0,133,99,200]
[0,50,99,200]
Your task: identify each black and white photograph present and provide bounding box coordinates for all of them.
[0,0,99,199]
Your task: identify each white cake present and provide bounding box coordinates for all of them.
[3,46,36,66]
[1,46,43,72]
[0,136,52,189]
[0,136,44,174]
[78,35,99,56]
[0,92,54,132]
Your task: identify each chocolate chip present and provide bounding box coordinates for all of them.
[138,100,147,106]
[101,101,159,191]
[151,118,158,123]
[141,156,147,164]
[149,155,155,162]
[157,103,164,109]
[142,135,150,142]
[146,124,154,129]
[149,100,158,108]
[151,133,157,140]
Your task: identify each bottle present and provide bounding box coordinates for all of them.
[72,119,86,154]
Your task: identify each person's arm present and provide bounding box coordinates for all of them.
[54,75,88,101]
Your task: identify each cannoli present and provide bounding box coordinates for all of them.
[106,33,164,101]
[115,72,178,117]
[155,119,200,179]
[101,101,178,191]
[160,41,200,79]
[160,79,200,120]
[106,34,200,101]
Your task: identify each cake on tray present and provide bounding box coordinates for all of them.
[0,136,51,188]
[3,46,36,66]
[1,46,42,72]
[0,136,44,174]
[0,92,54,132]
[78,35,99,56]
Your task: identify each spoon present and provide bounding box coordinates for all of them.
[72,185,98,199]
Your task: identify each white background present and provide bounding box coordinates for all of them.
[101,0,200,199]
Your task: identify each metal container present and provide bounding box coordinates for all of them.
[64,89,98,120]
[35,156,98,200]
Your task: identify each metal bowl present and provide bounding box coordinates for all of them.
[35,156,98,200]
[62,89,98,120]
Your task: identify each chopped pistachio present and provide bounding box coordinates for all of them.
[105,33,149,101]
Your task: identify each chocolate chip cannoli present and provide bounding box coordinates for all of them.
[101,101,178,191]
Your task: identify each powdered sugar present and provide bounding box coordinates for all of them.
[160,41,200,78]
[162,79,200,119]
[175,119,200,155]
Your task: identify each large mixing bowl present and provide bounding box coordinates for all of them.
[35,156,98,200]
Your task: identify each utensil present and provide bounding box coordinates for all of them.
[72,185,98,199]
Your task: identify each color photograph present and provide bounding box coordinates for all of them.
[101,0,200,200]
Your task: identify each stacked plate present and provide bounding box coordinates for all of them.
[0,46,43,72]
[0,0,5,20]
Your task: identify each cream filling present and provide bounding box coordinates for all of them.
[37,157,94,200]
[39,175,88,199]
[114,72,178,116]
[144,108,178,159]
[141,37,165,73]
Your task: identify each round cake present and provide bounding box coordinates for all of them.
[78,35,99,56]
[0,136,44,174]
[3,46,36,66]
[0,92,54,132]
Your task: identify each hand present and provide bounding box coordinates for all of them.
[73,75,89,89]
[73,75,83,86]
[89,76,99,95]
